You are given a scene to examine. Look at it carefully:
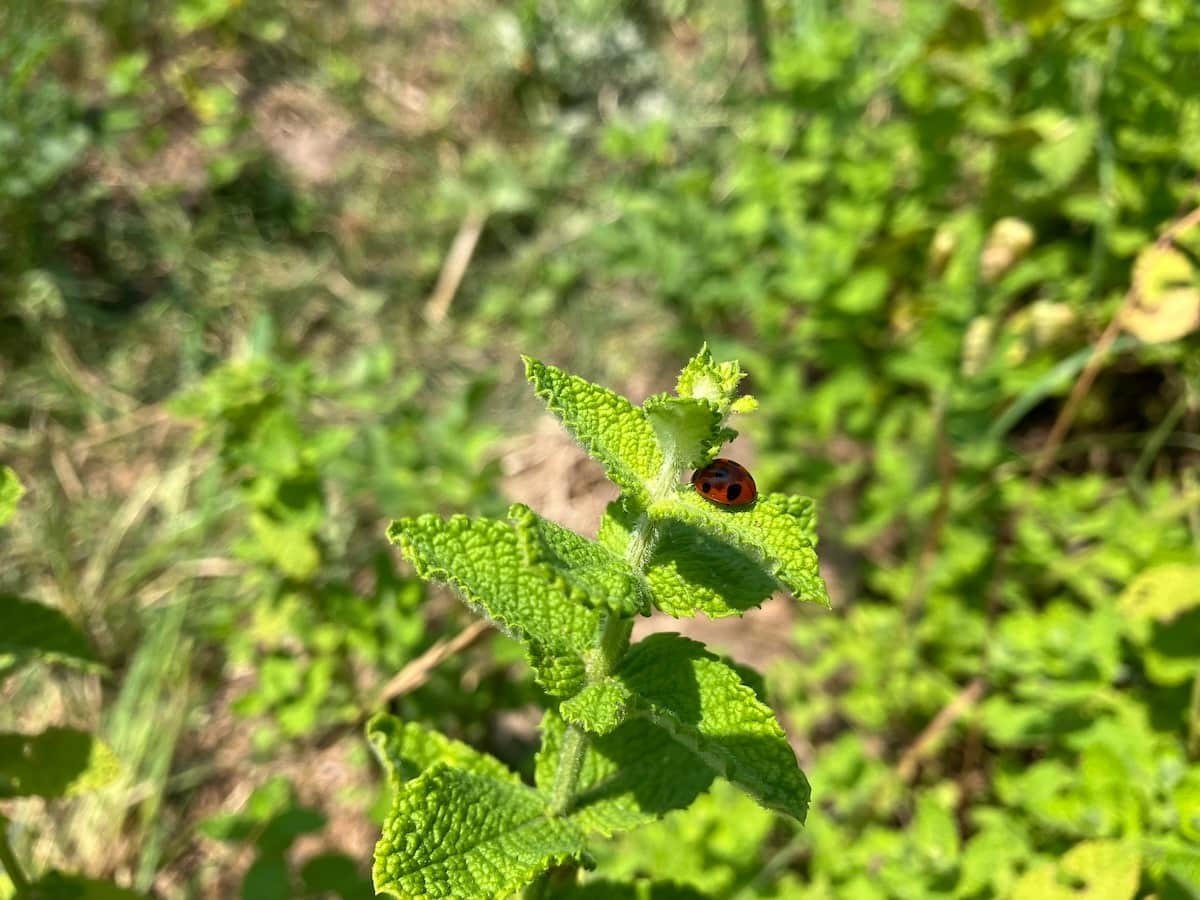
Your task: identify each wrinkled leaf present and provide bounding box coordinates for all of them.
[615,633,810,821]
[524,357,663,504]
[536,713,715,837]
[373,762,587,899]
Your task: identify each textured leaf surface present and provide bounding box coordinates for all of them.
[674,345,754,416]
[646,519,785,618]
[373,762,586,899]
[511,503,650,616]
[598,500,776,618]
[0,466,23,527]
[615,633,810,821]
[560,679,633,736]
[388,515,599,678]
[0,595,101,673]
[526,643,588,698]
[524,357,663,503]
[367,714,517,787]
[536,713,714,836]
[643,395,729,470]
[0,728,120,798]
[643,492,827,612]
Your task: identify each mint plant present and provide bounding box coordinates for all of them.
[371,348,830,898]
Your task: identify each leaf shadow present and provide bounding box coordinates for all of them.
[651,520,779,615]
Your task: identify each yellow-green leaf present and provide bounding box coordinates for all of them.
[1123,245,1200,343]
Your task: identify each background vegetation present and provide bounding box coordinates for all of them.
[2,0,1199,896]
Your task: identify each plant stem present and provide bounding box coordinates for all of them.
[548,721,588,816]
[0,825,30,892]
[548,504,665,817]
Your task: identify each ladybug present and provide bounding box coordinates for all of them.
[691,458,757,506]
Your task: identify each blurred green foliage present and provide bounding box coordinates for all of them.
[2,0,1199,896]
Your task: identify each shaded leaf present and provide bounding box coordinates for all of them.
[17,871,145,899]
[647,491,828,610]
[0,595,101,675]
[0,728,120,798]
[536,713,715,837]
[512,503,650,616]
[616,633,810,821]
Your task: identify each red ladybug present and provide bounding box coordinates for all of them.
[691,458,757,506]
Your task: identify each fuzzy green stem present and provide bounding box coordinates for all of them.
[548,721,588,816]
[0,826,29,892]
[547,498,669,817]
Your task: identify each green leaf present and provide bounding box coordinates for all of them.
[524,357,664,504]
[241,856,290,900]
[0,728,120,798]
[511,503,650,616]
[526,644,589,699]
[536,713,715,836]
[17,871,146,899]
[1011,839,1140,900]
[244,512,320,580]
[0,466,23,527]
[1123,245,1200,344]
[912,791,959,872]
[373,762,587,900]
[1025,112,1097,190]
[599,498,800,618]
[388,514,600,693]
[0,596,101,674]
[1119,564,1200,685]
[646,491,828,611]
[642,395,730,471]
[615,633,809,822]
[560,679,634,736]
[367,713,518,786]
[674,345,755,417]
[1120,563,1200,632]
[1175,769,1200,842]
[647,518,788,618]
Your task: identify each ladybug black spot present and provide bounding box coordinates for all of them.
[726,483,743,502]
[701,481,712,493]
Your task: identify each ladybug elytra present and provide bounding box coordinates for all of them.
[691,458,757,506]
